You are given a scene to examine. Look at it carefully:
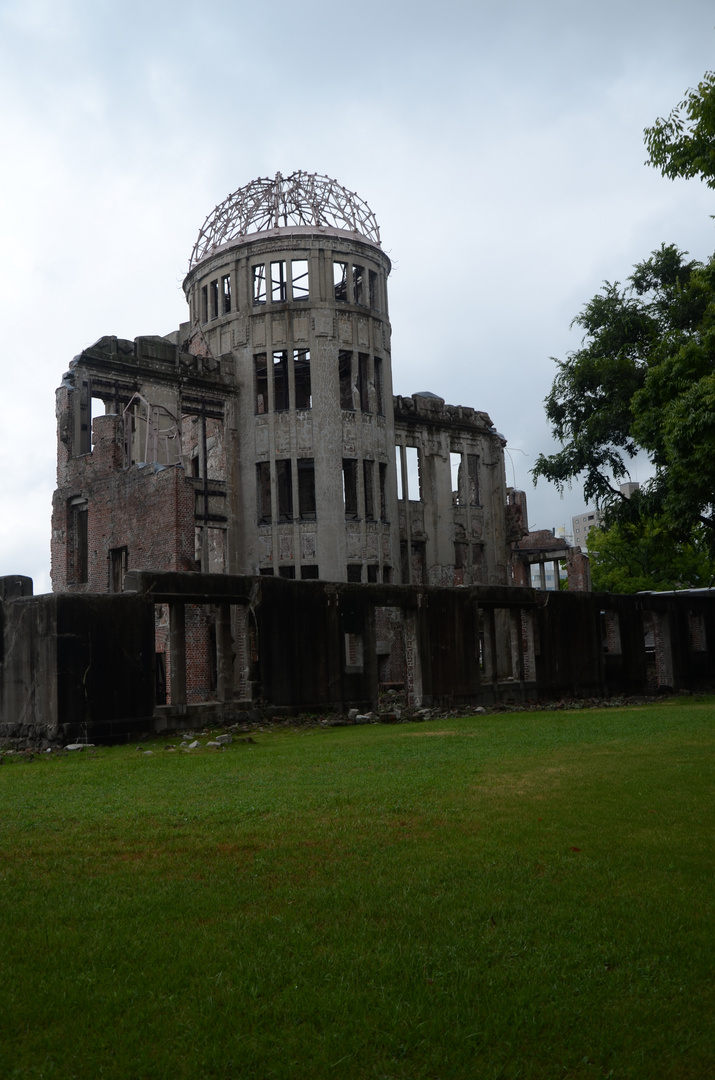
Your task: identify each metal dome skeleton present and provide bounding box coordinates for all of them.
[188,171,381,270]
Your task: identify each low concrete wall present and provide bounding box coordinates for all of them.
[2,574,715,743]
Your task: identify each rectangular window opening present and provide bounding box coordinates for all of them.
[273,350,289,412]
[406,445,421,501]
[333,260,348,302]
[298,458,316,520]
[353,264,364,305]
[301,565,319,580]
[276,459,293,522]
[379,462,388,521]
[257,461,271,524]
[343,459,358,519]
[358,353,370,412]
[278,565,295,579]
[339,350,354,410]
[201,285,208,323]
[395,446,404,501]
[347,565,363,583]
[450,451,463,505]
[294,349,311,410]
[271,261,287,302]
[369,270,378,310]
[291,259,309,301]
[367,564,379,583]
[363,459,375,520]
[255,354,268,414]
[374,357,384,415]
[210,279,219,319]
[109,546,128,593]
[253,264,266,305]
[222,275,231,314]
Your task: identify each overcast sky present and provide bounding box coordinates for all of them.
[1,0,713,593]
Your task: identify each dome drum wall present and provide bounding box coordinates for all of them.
[183,226,398,583]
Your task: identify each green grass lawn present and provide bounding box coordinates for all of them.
[1,700,713,1079]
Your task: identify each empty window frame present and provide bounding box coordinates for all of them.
[253,264,267,304]
[291,259,309,300]
[369,269,378,310]
[353,264,365,305]
[382,566,392,583]
[255,354,268,414]
[271,261,287,302]
[301,565,319,579]
[273,351,289,412]
[467,454,479,506]
[450,452,463,505]
[278,566,296,579]
[363,459,375,520]
[379,462,388,521]
[343,459,358,519]
[109,546,128,593]
[405,446,421,501]
[200,285,208,323]
[294,349,311,410]
[70,500,88,584]
[358,353,370,412]
[347,565,363,583]
[367,564,379,583]
[339,350,354,410]
[259,567,274,576]
[298,458,316,520]
[276,459,293,521]
[222,275,231,314]
[395,446,404,501]
[257,462,271,523]
[454,542,468,569]
[333,260,348,302]
[210,279,219,319]
[374,357,384,415]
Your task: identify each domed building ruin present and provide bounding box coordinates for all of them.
[52,172,517,596]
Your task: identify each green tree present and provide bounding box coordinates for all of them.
[535,71,715,579]
[644,70,715,186]
[587,519,715,594]
[532,243,715,549]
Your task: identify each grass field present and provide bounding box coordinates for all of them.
[1,699,713,1079]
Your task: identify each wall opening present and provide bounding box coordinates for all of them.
[339,350,353,410]
[291,259,309,300]
[294,349,311,410]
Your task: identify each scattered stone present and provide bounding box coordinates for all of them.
[206,740,220,747]
[347,708,359,721]
[215,734,232,745]
[474,706,487,714]
[143,750,153,756]
[66,744,86,751]
[186,740,200,749]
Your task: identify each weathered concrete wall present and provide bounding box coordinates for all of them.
[1,586,155,743]
[393,394,513,588]
[6,573,715,744]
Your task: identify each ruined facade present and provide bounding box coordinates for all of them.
[51,173,517,597]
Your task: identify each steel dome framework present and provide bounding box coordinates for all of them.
[188,171,381,271]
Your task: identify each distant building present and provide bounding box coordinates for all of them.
[572,482,640,549]
[572,509,602,549]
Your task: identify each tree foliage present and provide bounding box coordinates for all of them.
[644,70,715,187]
[533,244,715,550]
[588,519,715,594]
[535,72,715,583]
